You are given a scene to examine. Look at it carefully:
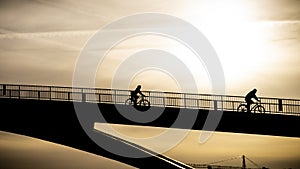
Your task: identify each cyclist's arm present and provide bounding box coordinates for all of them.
[139,91,145,97]
[254,95,260,102]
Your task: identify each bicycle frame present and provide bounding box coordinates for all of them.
[250,102,260,110]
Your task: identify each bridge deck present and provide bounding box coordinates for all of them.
[0,97,299,138]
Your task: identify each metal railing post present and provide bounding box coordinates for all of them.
[114,90,117,104]
[214,100,218,111]
[278,99,283,111]
[184,93,187,108]
[82,89,86,102]
[3,84,6,96]
[99,93,101,103]
[18,85,21,99]
[221,96,224,111]
[49,86,52,100]
[82,93,86,102]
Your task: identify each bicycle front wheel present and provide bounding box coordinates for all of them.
[237,104,247,112]
[138,99,150,107]
[253,105,265,113]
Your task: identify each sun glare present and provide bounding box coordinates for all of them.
[183,1,270,88]
[97,0,272,95]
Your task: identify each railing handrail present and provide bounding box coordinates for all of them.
[1,83,300,116]
[2,83,299,101]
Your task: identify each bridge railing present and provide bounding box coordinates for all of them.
[0,84,299,116]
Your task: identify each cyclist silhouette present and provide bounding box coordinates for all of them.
[131,85,145,106]
[245,88,259,112]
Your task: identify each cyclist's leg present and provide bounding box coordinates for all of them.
[246,100,253,112]
[249,100,255,112]
[133,95,139,106]
[246,103,250,112]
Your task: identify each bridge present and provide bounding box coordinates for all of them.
[0,84,300,116]
[1,83,300,116]
[0,84,299,168]
[188,155,268,169]
[0,83,300,138]
[187,155,269,169]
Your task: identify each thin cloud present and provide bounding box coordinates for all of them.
[0,29,95,40]
[0,29,95,51]
[32,0,108,19]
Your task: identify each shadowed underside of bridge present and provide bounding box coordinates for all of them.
[0,98,299,168]
[0,98,194,169]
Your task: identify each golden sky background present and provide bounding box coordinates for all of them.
[0,1,300,169]
[0,0,300,99]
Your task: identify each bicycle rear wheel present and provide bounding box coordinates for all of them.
[253,105,265,113]
[125,98,134,106]
[237,104,247,112]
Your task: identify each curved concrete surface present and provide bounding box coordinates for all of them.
[0,131,136,169]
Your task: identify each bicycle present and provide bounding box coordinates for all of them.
[237,100,265,113]
[125,95,150,108]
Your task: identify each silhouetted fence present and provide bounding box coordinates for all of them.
[0,84,299,116]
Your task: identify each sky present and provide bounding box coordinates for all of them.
[0,0,300,99]
[1,1,300,168]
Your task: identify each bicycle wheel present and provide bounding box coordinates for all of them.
[138,99,150,107]
[237,104,247,112]
[253,105,265,113]
[125,98,134,106]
